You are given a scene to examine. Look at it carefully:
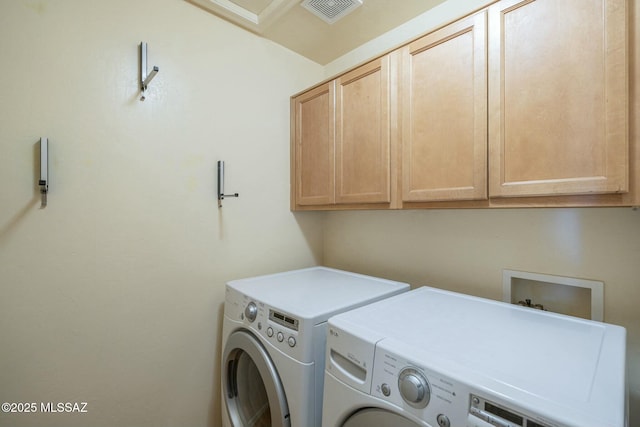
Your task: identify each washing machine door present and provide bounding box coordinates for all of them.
[341,408,422,427]
[223,330,290,427]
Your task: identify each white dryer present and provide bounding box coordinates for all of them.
[323,286,627,427]
[221,267,409,427]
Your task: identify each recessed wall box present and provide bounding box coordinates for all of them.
[502,269,604,321]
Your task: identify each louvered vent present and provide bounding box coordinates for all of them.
[301,0,363,24]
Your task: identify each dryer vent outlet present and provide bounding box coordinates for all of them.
[301,0,363,25]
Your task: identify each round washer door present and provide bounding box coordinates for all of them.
[223,330,290,427]
[342,408,423,427]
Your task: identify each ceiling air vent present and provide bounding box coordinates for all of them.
[301,0,363,25]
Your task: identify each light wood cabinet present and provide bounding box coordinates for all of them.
[401,12,487,202]
[336,56,392,204]
[291,55,394,209]
[291,82,335,207]
[488,0,628,198]
[291,0,635,210]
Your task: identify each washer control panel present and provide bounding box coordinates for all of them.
[468,394,553,427]
[371,346,469,427]
[225,287,305,361]
[269,309,299,331]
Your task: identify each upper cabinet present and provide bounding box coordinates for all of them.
[291,0,635,211]
[292,82,335,207]
[488,0,628,198]
[335,56,392,205]
[291,55,396,210]
[401,12,487,202]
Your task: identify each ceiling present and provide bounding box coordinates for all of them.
[187,0,448,65]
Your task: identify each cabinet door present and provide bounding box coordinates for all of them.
[335,56,391,204]
[401,12,488,202]
[488,0,627,198]
[292,82,335,206]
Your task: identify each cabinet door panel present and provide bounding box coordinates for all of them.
[293,82,335,206]
[402,12,487,202]
[336,57,391,204]
[488,0,627,197]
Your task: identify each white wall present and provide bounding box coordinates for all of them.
[0,1,324,426]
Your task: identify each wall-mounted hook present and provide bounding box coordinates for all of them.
[217,161,239,208]
[39,137,48,208]
[139,42,159,101]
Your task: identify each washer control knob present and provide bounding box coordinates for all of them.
[244,302,258,322]
[398,367,430,408]
[277,332,284,342]
[266,327,274,337]
[287,336,296,347]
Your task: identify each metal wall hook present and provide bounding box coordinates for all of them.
[39,137,48,208]
[139,42,159,101]
[217,161,239,208]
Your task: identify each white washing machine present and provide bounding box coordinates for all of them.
[323,286,627,427]
[221,267,409,427]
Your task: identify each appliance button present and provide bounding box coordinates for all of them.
[277,332,284,342]
[380,383,391,396]
[470,407,488,422]
[486,414,508,427]
[266,327,274,337]
[288,336,296,347]
[437,414,451,427]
